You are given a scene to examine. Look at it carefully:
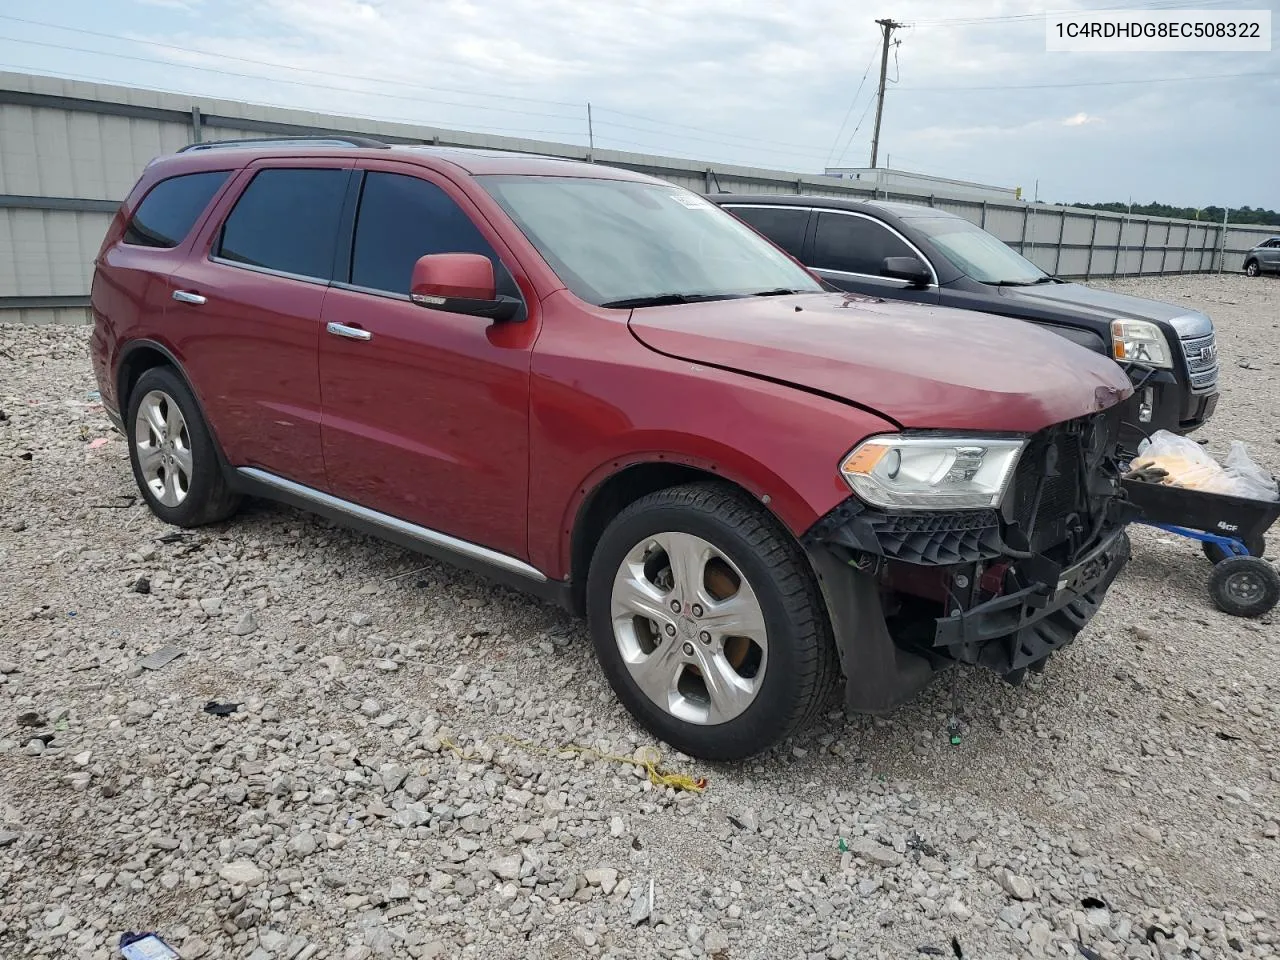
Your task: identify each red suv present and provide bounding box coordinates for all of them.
[91,137,1135,760]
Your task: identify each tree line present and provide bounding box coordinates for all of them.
[1067,201,1280,226]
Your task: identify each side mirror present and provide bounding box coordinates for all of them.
[880,255,931,287]
[410,253,521,322]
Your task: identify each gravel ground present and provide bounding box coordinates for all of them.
[1,272,1278,960]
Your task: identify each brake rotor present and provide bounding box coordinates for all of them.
[702,560,750,670]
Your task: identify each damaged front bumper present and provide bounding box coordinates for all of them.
[932,523,1129,673]
[802,497,1134,715]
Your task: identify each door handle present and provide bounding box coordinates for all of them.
[327,322,372,342]
[171,290,207,305]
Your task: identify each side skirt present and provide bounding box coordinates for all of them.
[231,467,574,610]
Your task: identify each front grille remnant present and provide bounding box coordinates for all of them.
[1010,429,1082,537]
[805,500,1005,565]
[1004,411,1120,556]
[1181,331,1219,392]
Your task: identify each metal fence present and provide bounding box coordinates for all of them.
[2,69,1276,324]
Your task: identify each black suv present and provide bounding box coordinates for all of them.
[711,194,1219,451]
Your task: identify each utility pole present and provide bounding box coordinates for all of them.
[869,18,904,169]
[586,102,595,162]
[1218,207,1229,273]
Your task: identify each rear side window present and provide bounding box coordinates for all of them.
[123,171,230,248]
[217,168,349,280]
[812,212,915,276]
[726,206,809,258]
[350,172,502,295]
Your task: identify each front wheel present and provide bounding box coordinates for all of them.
[586,482,836,761]
[1244,260,1260,277]
[1208,556,1280,618]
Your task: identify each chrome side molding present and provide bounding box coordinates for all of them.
[236,467,548,583]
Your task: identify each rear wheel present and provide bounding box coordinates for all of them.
[1202,536,1266,565]
[126,366,240,527]
[1207,556,1280,618]
[586,482,836,760]
[1244,259,1260,277]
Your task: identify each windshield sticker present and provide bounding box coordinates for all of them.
[670,193,714,210]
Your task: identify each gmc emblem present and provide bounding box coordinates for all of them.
[1200,344,1217,364]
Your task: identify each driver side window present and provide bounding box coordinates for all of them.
[349,172,517,297]
[811,212,915,276]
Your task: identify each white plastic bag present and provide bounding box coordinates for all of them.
[1132,430,1278,501]
[1224,441,1280,502]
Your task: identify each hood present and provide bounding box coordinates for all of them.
[629,293,1132,433]
[999,281,1213,338]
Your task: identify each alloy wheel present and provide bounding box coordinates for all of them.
[610,531,768,725]
[134,389,193,507]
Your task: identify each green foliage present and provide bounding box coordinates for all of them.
[1068,201,1280,226]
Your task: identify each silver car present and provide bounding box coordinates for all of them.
[1244,237,1280,277]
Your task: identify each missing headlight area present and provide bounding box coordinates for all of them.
[805,411,1137,685]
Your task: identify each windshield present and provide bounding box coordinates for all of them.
[479,176,823,306]
[911,216,1048,285]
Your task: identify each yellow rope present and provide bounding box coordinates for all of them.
[438,734,707,793]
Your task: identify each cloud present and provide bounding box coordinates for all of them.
[25,0,1278,207]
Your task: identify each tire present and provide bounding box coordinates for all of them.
[586,481,837,761]
[1244,259,1260,278]
[1207,556,1280,618]
[126,366,241,527]
[1202,537,1265,565]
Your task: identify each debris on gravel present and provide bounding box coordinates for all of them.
[1,273,1279,959]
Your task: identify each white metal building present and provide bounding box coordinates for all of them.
[823,167,1022,203]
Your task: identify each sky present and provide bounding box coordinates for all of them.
[1,0,1277,210]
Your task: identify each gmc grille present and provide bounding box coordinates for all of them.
[1180,331,1219,392]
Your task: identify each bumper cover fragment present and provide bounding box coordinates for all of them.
[805,498,1005,565]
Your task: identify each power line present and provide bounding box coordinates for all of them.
[909,0,1242,27]
[0,20,833,160]
[896,70,1280,92]
[824,48,879,168]
[831,93,878,168]
[0,13,582,107]
[0,35,586,121]
[0,65,588,139]
[0,61,829,168]
[589,132,819,168]
[579,107,833,155]
[590,117,832,159]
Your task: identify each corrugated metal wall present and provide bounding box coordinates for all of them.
[1,69,1276,324]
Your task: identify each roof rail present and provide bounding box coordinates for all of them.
[178,135,391,153]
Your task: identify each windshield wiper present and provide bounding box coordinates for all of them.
[751,287,807,297]
[994,275,1062,286]
[600,293,739,309]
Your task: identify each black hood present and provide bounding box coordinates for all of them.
[998,282,1213,338]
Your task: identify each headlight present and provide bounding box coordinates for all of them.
[1111,318,1172,368]
[839,435,1025,510]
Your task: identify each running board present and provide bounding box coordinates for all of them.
[235,467,549,584]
